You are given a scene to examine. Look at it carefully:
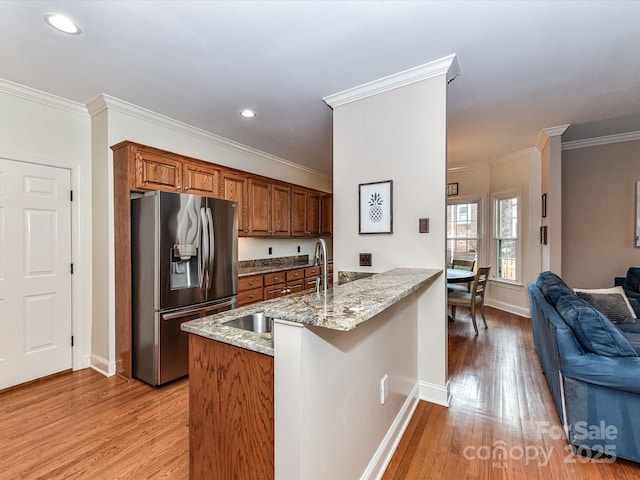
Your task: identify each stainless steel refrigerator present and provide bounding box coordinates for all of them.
[131,190,238,385]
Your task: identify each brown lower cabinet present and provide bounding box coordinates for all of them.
[239,265,334,306]
[237,274,265,307]
[189,334,274,480]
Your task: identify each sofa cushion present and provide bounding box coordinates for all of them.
[556,295,638,357]
[536,271,574,306]
[623,267,640,293]
[574,286,637,324]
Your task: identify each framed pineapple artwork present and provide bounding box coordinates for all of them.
[359,180,393,234]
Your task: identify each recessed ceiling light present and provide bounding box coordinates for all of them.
[44,13,81,35]
[239,109,256,119]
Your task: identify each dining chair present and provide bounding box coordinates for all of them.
[447,258,476,293]
[448,266,491,334]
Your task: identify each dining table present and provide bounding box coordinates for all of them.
[446,268,475,284]
[446,268,475,321]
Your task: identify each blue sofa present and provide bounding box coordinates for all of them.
[529,271,640,463]
[615,267,640,317]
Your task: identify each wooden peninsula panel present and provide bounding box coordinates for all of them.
[189,334,274,480]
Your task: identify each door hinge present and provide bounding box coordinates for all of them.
[70,190,73,201]
[71,263,74,274]
[71,336,74,347]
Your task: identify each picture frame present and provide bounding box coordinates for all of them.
[542,193,547,218]
[359,180,393,234]
[447,182,459,196]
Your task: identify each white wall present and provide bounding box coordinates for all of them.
[331,73,449,404]
[540,130,564,274]
[274,293,420,479]
[87,95,332,373]
[0,80,93,371]
[238,237,332,262]
[448,150,541,317]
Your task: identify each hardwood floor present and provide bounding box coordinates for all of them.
[383,307,640,479]
[2,307,640,479]
[0,370,189,479]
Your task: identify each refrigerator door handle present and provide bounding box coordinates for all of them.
[199,207,209,289]
[207,207,215,290]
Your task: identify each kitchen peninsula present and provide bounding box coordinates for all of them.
[182,267,441,479]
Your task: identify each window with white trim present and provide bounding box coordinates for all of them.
[446,200,480,266]
[495,194,518,281]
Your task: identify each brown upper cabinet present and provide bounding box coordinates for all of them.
[220,170,249,235]
[247,177,272,237]
[134,146,183,192]
[321,194,333,237]
[247,179,292,237]
[122,140,331,239]
[271,183,292,237]
[292,187,322,237]
[183,163,219,197]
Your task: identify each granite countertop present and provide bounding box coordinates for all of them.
[238,258,333,277]
[239,262,313,277]
[181,267,442,356]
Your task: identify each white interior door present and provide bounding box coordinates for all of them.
[0,159,72,390]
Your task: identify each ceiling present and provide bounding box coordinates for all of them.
[2,1,640,176]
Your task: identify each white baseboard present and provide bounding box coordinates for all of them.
[89,354,116,377]
[419,379,451,407]
[360,383,420,480]
[486,299,531,318]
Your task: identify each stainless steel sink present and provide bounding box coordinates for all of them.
[223,312,272,333]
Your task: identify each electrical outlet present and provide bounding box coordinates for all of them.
[359,253,372,266]
[380,374,389,404]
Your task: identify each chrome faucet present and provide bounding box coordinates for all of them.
[314,238,328,295]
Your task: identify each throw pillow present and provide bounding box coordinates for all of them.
[536,271,574,306]
[574,286,637,324]
[556,294,638,357]
[623,267,640,293]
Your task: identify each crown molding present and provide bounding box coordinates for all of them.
[449,147,538,172]
[447,162,489,173]
[536,124,571,151]
[87,94,332,184]
[543,124,570,137]
[323,54,459,108]
[0,77,88,117]
[489,147,539,167]
[562,130,640,151]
